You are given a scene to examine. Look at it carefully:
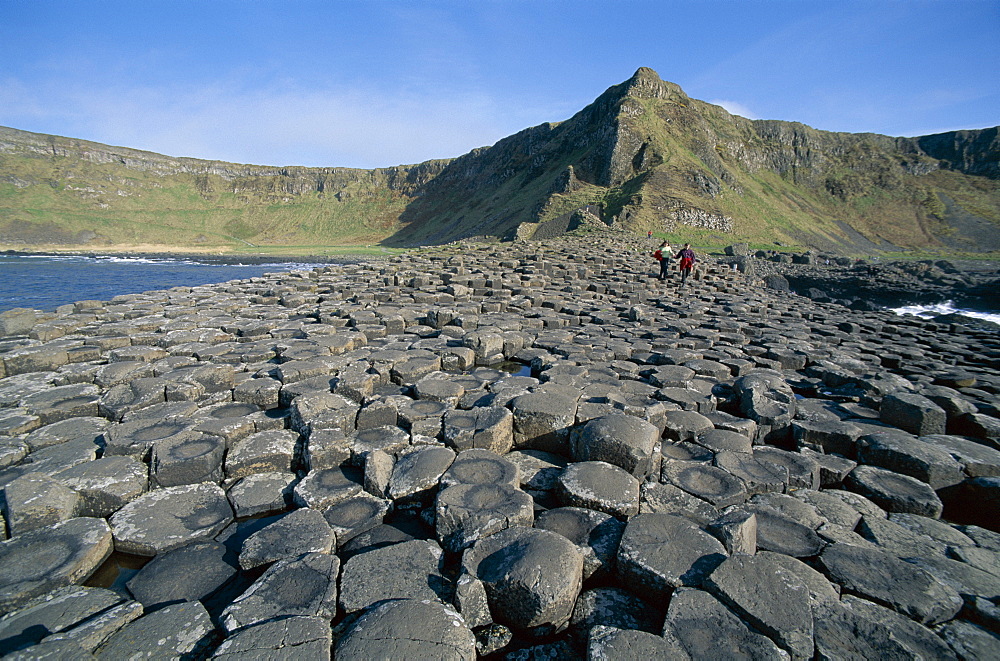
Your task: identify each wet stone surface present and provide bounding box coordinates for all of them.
[0,235,998,657]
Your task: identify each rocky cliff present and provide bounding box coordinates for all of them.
[1,68,997,252]
[392,68,999,251]
[0,126,448,247]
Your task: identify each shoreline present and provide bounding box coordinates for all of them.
[4,243,1000,321]
[0,247,390,266]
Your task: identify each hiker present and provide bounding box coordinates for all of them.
[652,241,672,280]
[647,230,653,240]
[675,242,696,284]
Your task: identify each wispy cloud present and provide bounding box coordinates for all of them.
[708,99,758,120]
[0,77,552,168]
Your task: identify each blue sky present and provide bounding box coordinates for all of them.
[1,0,997,169]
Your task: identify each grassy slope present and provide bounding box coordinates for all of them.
[0,150,409,250]
[560,94,1000,255]
[1,89,997,256]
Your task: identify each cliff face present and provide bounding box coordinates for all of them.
[914,127,1000,179]
[0,126,446,191]
[390,68,999,251]
[1,68,997,252]
[0,126,449,247]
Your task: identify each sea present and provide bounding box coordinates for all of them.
[0,254,325,314]
[892,301,1000,327]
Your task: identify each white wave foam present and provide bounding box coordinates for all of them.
[94,256,202,266]
[893,300,1000,326]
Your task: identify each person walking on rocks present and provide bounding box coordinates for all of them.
[652,241,672,280]
[675,243,696,285]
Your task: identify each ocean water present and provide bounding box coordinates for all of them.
[893,300,1000,326]
[0,254,323,313]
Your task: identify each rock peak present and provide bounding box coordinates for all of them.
[623,67,686,100]
[631,66,661,81]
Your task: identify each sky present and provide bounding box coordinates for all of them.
[1,0,997,170]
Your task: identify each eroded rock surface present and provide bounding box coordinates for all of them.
[1,235,997,657]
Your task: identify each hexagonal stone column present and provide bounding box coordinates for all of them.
[435,483,534,552]
[845,465,943,517]
[510,392,577,455]
[462,527,583,633]
[617,513,727,601]
[2,472,81,535]
[535,507,625,581]
[440,448,519,489]
[150,432,225,487]
[571,414,659,479]
[109,483,233,556]
[335,599,476,661]
[0,518,113,614]
[704,553,814,657]
[339,540,448,614]
[443,407,513,454]
[556,461,640,519]
[880,392,946,436]
[222,552,339,632]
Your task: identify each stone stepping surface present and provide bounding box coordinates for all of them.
[0,234,999,658]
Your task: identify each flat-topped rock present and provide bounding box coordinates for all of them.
[125,540,234,608]
[662,460,748,508]
[440,447,519,488]
[571,414,660,479]
[239,507,335,569]
[53,456,148,517]
[569,586,662,643]
[704,553,814,657]
[109,482,232,556]
[0,586,123,653]
[335,598,476,661]
[212,615,332,660]
[535,506,624,581]
[857,431,965,489]
[2,472,82,535]
[0,518,113,615]
[663,587,789,659]
[226,470,296,518]
[818,543,962,624]
[221,552,339,632]
[338,539,447,614]
[438,481,535,552]
[321,492,390,547]
[617,513,727,599]
[846,464,944,517]
[96,600,213,659]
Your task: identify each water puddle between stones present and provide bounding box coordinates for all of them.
[493,361,532,377]
[85,551,149,595]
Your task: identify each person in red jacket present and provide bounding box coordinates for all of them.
[652,241,672,280]
[675,243,696,285]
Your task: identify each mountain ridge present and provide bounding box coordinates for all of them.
[1,68,997,253]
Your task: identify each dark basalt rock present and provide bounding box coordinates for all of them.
[95,600,213,659]
[125,540,234,608]
[0,518,113,615]
[0,235,997,657]
[335,598,476,661]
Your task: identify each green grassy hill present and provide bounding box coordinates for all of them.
[1,68,997,256]
[391,68,1000,255]
[0,126,447,252]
